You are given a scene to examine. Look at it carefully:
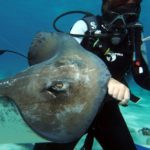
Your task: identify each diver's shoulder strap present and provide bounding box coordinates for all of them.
[82,15,101,32]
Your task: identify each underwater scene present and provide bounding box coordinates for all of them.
[0,0,150,150]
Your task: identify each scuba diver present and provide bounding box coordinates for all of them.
[33,0,150,150]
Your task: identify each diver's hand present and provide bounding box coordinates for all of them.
[107,78,130,106]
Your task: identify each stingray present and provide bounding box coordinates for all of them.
[0,32,111,143]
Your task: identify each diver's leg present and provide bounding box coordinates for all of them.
[33,140,78,150]
[93,96,137,150]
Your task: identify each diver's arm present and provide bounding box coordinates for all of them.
[70,20,88,43]
[129,23,150,90]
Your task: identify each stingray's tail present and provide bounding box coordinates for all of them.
[0,49,27,59]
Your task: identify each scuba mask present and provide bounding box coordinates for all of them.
[102,3,140,45]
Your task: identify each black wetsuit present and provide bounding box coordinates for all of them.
[79,16,150,150]
[34,16,150,150]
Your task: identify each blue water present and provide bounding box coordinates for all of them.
[0,0,150,150]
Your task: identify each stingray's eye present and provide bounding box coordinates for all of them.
[51,81,67,91]
[46,81,69,93]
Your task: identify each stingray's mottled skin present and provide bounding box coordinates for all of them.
[0,32,111,143]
